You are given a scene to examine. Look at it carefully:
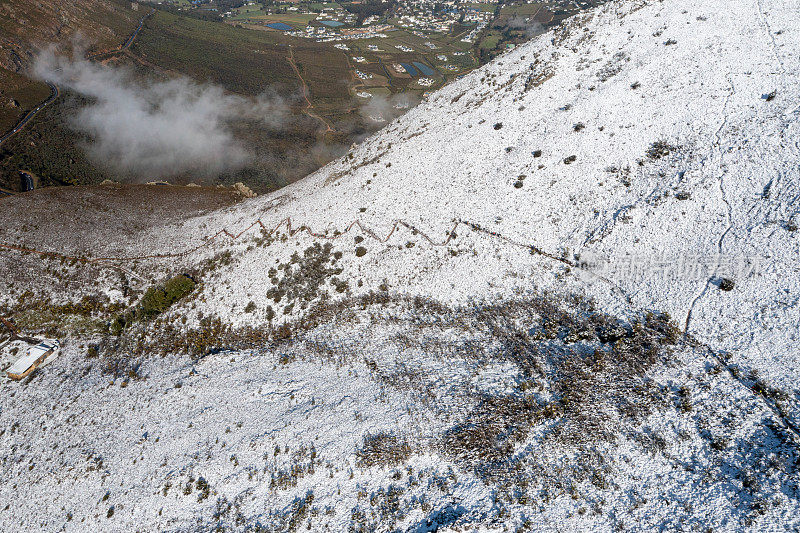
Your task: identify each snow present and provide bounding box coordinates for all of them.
[149,0,800,411]
[2,0,800,530]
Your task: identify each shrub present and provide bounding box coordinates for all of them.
[265,242,342,310]
[139,275,196,319]
[110,316,126,336]
[356,432,411,468]
[646,140,675,160]
[355,247,367,257]
[719,278,735,291]
[196,477,211,502]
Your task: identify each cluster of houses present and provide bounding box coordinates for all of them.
[221,0,501,43]
[461,20,488,43]
[393,0,494,34]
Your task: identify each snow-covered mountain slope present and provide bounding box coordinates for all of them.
[2,0,800,530]
[148,0,799,407]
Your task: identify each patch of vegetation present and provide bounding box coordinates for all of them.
[139,274,197,319]
[110,274,196,334]
[356,432,412,468]
[266,242,345,314]
[0,67,52,133]
[439,300,680,486]
[646,140,676,160]
[9,292,125,337]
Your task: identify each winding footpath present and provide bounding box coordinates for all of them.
[0,212,627,302]
[287,47,335,134]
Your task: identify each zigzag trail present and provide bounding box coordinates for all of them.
[0,213,633,306]
[4,213,798,439]
[0,217,460,276]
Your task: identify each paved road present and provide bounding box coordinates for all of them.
[0,82,59,148]
[125,9,155,49]
[87,8,155,60]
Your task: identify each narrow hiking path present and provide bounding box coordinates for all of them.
[287,47,335,134]
[0,211,632,306]
[3,210,796,444]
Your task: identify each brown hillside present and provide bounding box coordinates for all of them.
[0,0,141,71]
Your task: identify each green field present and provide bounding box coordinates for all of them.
[304,3,342,11]
[464,2,499,12]
[479,31,502,50]
[499,3,544,16]
[227,6,270,20]
[131,10,302,96]
[257,13,320,27]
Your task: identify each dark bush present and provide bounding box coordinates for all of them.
[646,140,675,160]
[356,432,411,468]
[139,275,196,319]
[196,477,211,502]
